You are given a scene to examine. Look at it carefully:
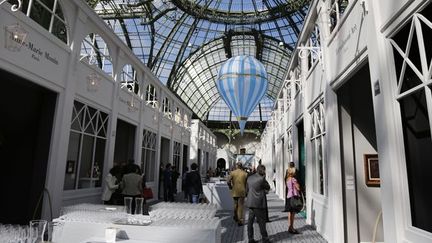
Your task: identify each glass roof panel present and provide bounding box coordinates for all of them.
[88,0,309,121]
[208,96,274,121]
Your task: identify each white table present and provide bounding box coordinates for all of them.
[57,221,220,243]
[203,182,233,210]
[82,237,161,243]
[55,203,221,243]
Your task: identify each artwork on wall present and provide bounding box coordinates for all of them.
[66,160,75,174]
[364,154,380,187]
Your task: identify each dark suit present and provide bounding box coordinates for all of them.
[245,173,270,243]
[163,169,173,202]
[185,170,203,203]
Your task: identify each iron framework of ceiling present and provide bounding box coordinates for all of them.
[87,0,310,123]
[170,0,309,25]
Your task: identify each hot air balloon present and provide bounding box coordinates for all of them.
[216,56,268,135]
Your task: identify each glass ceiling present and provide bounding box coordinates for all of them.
[88,0,309,121]
[208,96,273,121]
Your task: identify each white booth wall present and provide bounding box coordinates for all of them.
[260,0,432,243]
[189,120,217,177]
[0,0,193,220]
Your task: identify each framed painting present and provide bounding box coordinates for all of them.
[364,154,380,187]
[66,160,75,174]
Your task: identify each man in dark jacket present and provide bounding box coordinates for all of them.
[185,163,203,203]
[245,164,271,243]
[163,163,173,202]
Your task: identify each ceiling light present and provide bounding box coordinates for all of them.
[279,42,284,46]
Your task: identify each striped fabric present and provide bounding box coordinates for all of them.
[216,56,268,135]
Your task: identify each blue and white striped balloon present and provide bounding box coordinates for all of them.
[216,56,268,135]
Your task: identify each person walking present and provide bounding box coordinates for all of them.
[285,165,301,234]
[227,162,248,226]
[171,166,180,197]
[101,166,120,204]
[158,163,164,199]
[182,166,189,201]
[245,164,271,243]
[163,163,174,202]
[185,163,203,203]
[141,172,150,215]
[120,164,143,213]
[282,162,296,212]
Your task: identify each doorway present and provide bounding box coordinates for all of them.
[217,158,226,177]
[0,69,57,224]
[296,120,306,217]
[159,137,170,166]
[197,148,202,175]
[297,121,305,193]
[337,64,383,242]
[182,144,189,171]
[114,119,136,165]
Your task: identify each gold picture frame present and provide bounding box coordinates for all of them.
[364,154,380,187]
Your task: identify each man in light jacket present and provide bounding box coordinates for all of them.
[245,164,271,243]
[227,162,248,225]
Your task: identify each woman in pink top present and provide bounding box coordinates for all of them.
[285,164,301,234]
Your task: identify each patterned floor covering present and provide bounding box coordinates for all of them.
[216,192,328,243]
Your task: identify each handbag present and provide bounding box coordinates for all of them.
[289,195,303,213]
[289,179,304,213]
[142,187,153,200]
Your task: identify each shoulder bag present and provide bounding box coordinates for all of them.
[142,187,154,200]
[289,179,304,213]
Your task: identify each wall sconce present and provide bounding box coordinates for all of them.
[87,73,101,92]
[153,113,158,124]
[298,46,322,64]
[1,1,22,12]
[127,96,139,112]
[4,23,27,52]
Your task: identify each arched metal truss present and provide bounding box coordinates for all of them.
[170,0,309,25]
[171,31,291,119]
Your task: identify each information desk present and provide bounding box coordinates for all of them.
[203,182,233,210]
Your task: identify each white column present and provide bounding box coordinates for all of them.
[42,7,90,219]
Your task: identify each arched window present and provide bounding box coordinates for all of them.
[10,0,68,43]
[175,107,181,123]
[80,33,113,76]
[183,113,189,127]
[310,100,326,195]
[162,97,172,118]
[120,64,139,94]
[141,129,157,182]
[329,0,350,33]
[145,84,158,108]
